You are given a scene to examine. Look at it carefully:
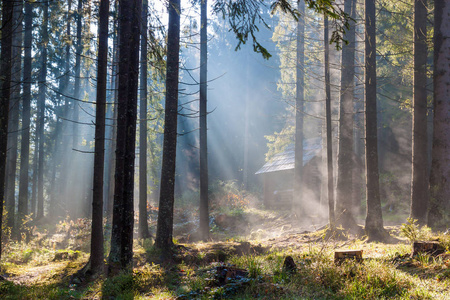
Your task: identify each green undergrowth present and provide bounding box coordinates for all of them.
[2,239,450,299]
[1,216,450,299]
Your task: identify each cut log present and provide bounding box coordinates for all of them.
[412,241,445,257]
[334,249,363,264]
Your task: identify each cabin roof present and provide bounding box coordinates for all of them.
[255,137,322,174]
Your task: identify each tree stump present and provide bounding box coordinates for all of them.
[334,249,363,264]
[411,241,445,257]
[283,256,297,273]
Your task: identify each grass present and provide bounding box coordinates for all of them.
[1,242,450,299]
[1,209,450,299]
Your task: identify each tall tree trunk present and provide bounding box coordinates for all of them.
[105,3,119,223]
[89,0,109,273]
[108,0,142,275]
[199,0,209,241]
[138,0,151,240]
[37,0,49,220]
[428,0,450,229]
[364,0,385,241]
[324,16,335,229]
[336,0,357,229]
[410,0,429,225]
[294,0,305,210]
[0,0,14,260]
[6,1,24,230]
[58,0,72,215]
[73,0,83,149]
[19,0,33,226]
[155,0,181,252]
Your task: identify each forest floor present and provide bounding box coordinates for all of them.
[1,201,450,299]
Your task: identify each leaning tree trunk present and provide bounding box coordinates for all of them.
[428,0,450,229]
[37,0,49,220]
[108,0,142,275]
[0,0,14,260]
[89,0,110,273]
[138,0,151,240]
[155,0,181,252]
[294,0,305,211]
[410,0,429,225]
[199,0,210,241]
[364,0,386,241]
[18,0,34,226]
[336,0,357,230]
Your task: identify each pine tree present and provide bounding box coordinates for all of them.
[0,0,14,259]
[155,0,181,252]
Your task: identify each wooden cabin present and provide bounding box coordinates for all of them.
[255,138,322,209]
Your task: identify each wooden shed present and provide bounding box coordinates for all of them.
[255,138,322,208]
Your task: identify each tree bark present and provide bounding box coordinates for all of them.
[108,0,142,275]
[324,16,335,229]
[294,0,305,210]
[89,0,109,273]
[428,0,450,229]
[73,0,83,149]
[105,3,119,223]
[199,0,209,241]
[5,0,24,230]
[336,0,357,229]
[155,0,181,252]
[138,0,151,240]
[57,0,73,216]
[0,0,14,259]
[31,135,38,217]
[364,0,385,241]
[19,0,33,224]
[36,0,49,220]
[410,0,429,225]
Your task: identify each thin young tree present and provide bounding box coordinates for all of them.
[36,0,49,220]
[56,0,73,216]
[324,15,335,229]
[18,0,34,228]
[0,0,14,259]
[155,0,181,252]
[294,0,305,210]
[139,0,151,240]
[73,0,83,148]
[88,0,110,273]
[336,0,358,230]
[410,0,428,225]
[428,0,450,229]
[108,0,142,274]
[199,0,210,241]
[364,0,386,241]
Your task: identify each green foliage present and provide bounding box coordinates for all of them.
[214,0,352,60]
[264,124,294,161]
[102,272,136,299]
[1,208,12,248]
[400,218,432,244]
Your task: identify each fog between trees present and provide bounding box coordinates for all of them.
[0,0,449,273]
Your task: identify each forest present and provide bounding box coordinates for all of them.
[0,0,450,298]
